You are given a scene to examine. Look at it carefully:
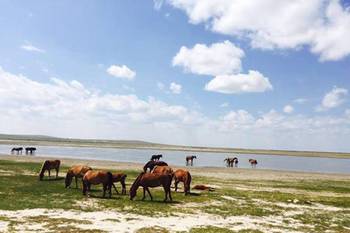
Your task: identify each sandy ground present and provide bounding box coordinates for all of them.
[0,153,349,181]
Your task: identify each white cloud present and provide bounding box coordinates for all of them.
[168,0,350,61]
[157,82,165,91]
[169,82,182,94]
[20,44,45,53]
[172,40,244,76]
[205,70,273,94]
[317,86,348,111]
[106,65,136,80]
[220,102,229,108]
[153,0,164,10]
[294,98,307,104]
[283,105,294,114]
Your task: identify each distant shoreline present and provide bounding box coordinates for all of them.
[1,137,350,159]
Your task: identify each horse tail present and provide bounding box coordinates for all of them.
[185,172,192,195]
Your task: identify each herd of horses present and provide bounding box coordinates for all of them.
[37,153,259,202]
[11,147,36,155]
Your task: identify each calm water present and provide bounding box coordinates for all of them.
[0,144,349,174]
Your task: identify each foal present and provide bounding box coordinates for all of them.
[82,170,114,198]
[39,160,60,180]
[174,169,191,195]
[112,173,127,195]
[129,172,172,202]
[65,165,92,188]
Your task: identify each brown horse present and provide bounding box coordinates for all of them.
[174,169,191,195]
[193,184,215,191]
[11,147,23,155]
[112,173,127,195]
[249,159,258,168]
[129,172,172,202]
[143,160,168,172]
[152,165,174,175]
[186,155,197,166]
[39,160,60,180]
[82,170,114,198]
[65,165,92,188]
[224,157,238,167]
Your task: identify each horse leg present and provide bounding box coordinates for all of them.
[142,188,146,200]
[113,183,119,194]
[174,180,179,192]
[48,169,51,178]
[146,187,153,201]
[56,168,59,179]
[75,176,78,188]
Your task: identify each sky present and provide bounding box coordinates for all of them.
[0,0,350,152]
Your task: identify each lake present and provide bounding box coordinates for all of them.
[1,144,349,174]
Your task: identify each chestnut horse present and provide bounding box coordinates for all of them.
[112,173,127,195]
[152,165,173,176]
[186,155,197,166]
[249,159,258,168]
[174,169,191,195]
[129,172,172,202]
[39,160,60,180]
[65,165,92,188]
[143,160,168,172]
[82,170,114,198]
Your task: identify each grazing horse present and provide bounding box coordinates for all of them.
[39,160,61,180]
[129,172,172,202]
[249,159,258,168]
[112,173,127,195]
[11,147,23,155]
[82,170,114,198]
[143,160,168,172]
[174,169,191,195]
[186,155,197,166]
[152,165,174,176]
[150,154,162,161]
[25,147,36,155]
[224,157,238,167]
[65,165,92,188]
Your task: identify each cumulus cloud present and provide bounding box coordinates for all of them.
[169,82,182,94]
[220,102,229,108]
[317,86,348,111]
[172,40,244,76]
[168,0,350,61]
[107,65,136,80]
[20,43,45,53]
[205,70,273,94]
[294,98,308,104]
[283,105,294,114]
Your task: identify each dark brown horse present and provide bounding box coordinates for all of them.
[112,173,127,195]
[143,160,168,172]
[11,147,23,155]
[150,154,162,161]
[186,155,197,166]
[249,159,258,168]
[82,170,114,198]
[129,172,172,202]
[25,147,36,155]
[224,157,238,167]
[65,165,92,188]
[174,169,191,195]
[39,160,60,180]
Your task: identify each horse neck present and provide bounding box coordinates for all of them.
[130,175,142,192]
[39,162,48,175]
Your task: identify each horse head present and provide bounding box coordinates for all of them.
[130,172,144,200]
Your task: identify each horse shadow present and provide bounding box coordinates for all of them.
[40,177,65,182]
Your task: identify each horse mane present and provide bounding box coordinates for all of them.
[39,160,48,175]
[130,172,144,192]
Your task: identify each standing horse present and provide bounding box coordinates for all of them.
[186,155,197,166]
[112,173,127,195]
[39,160,61,180]
[25,147,36,155]
[174,169,191,195]
[82,170,114,198]
[152,166,174,176]
[224,157,238,167]
[150,154,162,161]
[249,159,258,168]
[129,172,172,202]
[65,165,92,188]
[11,147,23,155]
[143,160,168,172]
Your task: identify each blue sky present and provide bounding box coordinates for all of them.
[0,0,350,151]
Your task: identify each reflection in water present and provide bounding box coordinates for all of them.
[0,145,349,174]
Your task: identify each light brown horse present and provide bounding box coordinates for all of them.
[129,172,172,202]
[152,165,174,176]
[65,165,92,188]
[186,155,197,166]
[39,160,60,180]
[174,169,191,195]
[112,173,127,195]
[82,170,114,198]
[249,159,258,168]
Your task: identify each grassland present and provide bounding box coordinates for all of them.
[1,133,350,159]
[0,156,349,232]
